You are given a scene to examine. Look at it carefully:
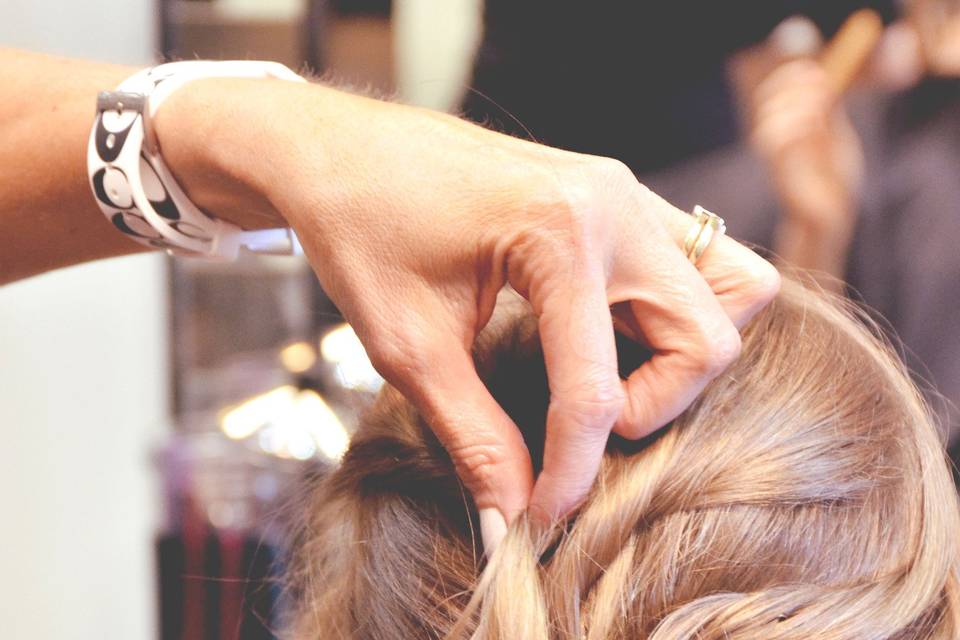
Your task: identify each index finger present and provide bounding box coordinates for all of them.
[526,263,625,523]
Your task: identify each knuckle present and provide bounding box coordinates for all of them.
[553,382,626,430]
[525,198,599,273]
[618,392,653,439]
[363,337,403,380]
[445,440,508,494]
[364,330,436,386]
[554,176,602,231]
[590,158,660,215]
[527,157,641,261]
[747,259,782,304]
[699,325,743,376]
[553,200,592,245]
[591,157,635,184]
[520,187,591,256]
[588,157,646,199]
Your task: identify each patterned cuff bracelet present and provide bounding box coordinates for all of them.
[87,60,306,260]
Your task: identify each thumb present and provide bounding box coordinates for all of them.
[399,342,534,555]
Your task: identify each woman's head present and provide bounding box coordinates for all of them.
[287,279,960,639]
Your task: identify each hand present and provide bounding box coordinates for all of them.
[156,78,780,546]
[751,59,864,234]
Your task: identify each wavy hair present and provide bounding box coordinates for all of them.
[285,279,960,639]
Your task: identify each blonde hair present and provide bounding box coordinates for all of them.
[286,279,960,639]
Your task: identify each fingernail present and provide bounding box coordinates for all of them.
[479,508,507,557]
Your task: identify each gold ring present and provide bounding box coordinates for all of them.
[683,205,726,264]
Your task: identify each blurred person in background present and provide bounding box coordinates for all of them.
[460,1,893,173]
[741,1,960,449]
[742,19,867,290]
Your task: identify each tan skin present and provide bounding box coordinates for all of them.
[0,48,779,549]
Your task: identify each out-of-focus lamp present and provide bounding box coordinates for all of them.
[279,341,317,373]
[218,385,350,461]
[319,323,383,392]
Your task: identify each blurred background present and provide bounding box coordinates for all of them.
[2,0,959,638]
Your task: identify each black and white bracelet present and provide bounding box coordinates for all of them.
[87,60,306,260]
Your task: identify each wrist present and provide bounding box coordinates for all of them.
[151,76,289,230]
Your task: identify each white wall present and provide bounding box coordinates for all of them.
[394,0,483,111]
[0,2,166,639]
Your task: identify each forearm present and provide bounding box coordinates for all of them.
[0,48,147,284]
[0,49,321,284]
[0,44,533,287]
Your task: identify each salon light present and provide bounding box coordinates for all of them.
[319,323,362,362]
[220,385,297,440]
[319,323,383,392]
[258,422,317,461]
[296,389,350,461]
[279,340,317,373]
[219,385,350,462]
